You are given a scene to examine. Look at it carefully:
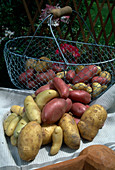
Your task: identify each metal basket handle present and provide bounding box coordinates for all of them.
[50,6,72,19]
[49,7,98,66]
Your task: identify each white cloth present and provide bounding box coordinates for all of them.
[0,85,115,170]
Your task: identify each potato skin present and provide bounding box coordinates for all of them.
[18,121,42,161]
[72,65,98,84]
[19,69,34,85]
[65,98,72,113]
[65,70,76,83]
[35,69,55,84]
[59,113,80,149]
[71,102,87,118]
[53,77,69,99]
[69,90,91,104]
[92,76,108,85]
[35,56,52,72]
[78,104,107,141]
[24,95,41,124]
[42,124,57,145]
[41,98,67,124]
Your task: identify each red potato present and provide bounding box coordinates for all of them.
[86,105,90,109]
[35,84,51,96]
[53,77,69,99]
[52,64,63,73]
[34,81,55,96]
[27,80,37,89]
[71,102,87,118]
[65,70,76,83]
[69,90,91,104]
[92,76,109,85]
[74,117,80,124]
[65,98,72,112]
[19,68,34,84]
[72,65,98,84]
[35,69,56,84]
[41,98,67,124]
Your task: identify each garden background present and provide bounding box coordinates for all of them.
[0,0,115,89]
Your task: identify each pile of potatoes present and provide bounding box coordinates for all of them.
[18,58,111,100]
[3,76,108,162]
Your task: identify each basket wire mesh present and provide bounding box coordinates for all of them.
[4,9,115,101]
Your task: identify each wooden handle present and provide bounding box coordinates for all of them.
[50,6,72,19]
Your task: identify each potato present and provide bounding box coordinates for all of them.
[65,98,72,113]
[65,70,75,83]
[18,121,42,161]
[56,71,67,79]
[10,105,24,116]
[73,65,98,84]
[41,98,67,124]
[35,89,59,111]
[35,56,52,72]
[3,113,17,132]
[24,95,41,124]
[10,135,18,146]
[92,82,102,98]
[42,123,57,145]
[92,76,109,85]
[5,115,21,136]
[75,65,85,74]
[19,68,34,85]
[69,90,91,104]
[99,71,111,82]
[71,102,87,118]
[35,84,51,96]
[96,66,102,74]
[35,69,56,84]
[72,83,92,94]
[53,77,69,99]
[59,113,80,149]
[50,126,63,155]
[25,59,37,69]
[13,114,29,138]
[78,104,107,141]
[52,65,62,73]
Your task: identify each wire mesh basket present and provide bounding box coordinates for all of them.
[4,6,115,101]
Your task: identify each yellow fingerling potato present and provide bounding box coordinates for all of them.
[72,83,87,90]
[92,82,102,98]
[5,115,21,136]
[10,105,24,116]
[13,114,29,138]
[86,86,92,93]
[78,104,107,141]
[42,123,57,145]
[59,113,80,150]
[24,95,41,123]
[96,66,102,74]
[56,71,67,79]
[75,65,85,74]
[101,85,107,91]
[35,89,59,111]
[99,71,111,82]
[18,121,42,161]
[3,113,17,132]
[50,126,63,155]
[10,135,18,146]
[72,83,92,93]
